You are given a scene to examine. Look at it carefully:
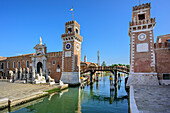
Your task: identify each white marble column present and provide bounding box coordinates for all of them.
[27,68,29,80]
[32,67,35,82]
[20,68,22,80]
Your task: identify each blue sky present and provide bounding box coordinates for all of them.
[0,0,170,65]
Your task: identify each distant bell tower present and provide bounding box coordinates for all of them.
[127,3,159,86]
[61,20,83,85]
[97,51,100,66]
[84,54,87,62]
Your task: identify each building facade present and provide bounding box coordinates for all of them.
[127,3,170,86]
[0,20,82,85]
[154,34,170,85]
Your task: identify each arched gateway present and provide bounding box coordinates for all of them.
[32,37,47,75]
[37,62,43,73]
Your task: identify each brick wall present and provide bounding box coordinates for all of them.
[47,52,62,82]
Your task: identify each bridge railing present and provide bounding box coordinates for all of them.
[81,66,129,73]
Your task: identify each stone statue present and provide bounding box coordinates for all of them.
[32,67,35,82]
[23,68,25,79]
[40,68,43,76]
[48,76,55,85]
[34,73,46,84]
[40,37,42,45]
[15,68,18,80]
[59,80,64,86]
[27,68,29,80]
[48,76,55,82]
[9,70,13,82]
[20,68,22,80]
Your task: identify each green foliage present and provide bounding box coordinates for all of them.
[118,64,122,66]
[111,64,130,69]
[101,61,106,66]
[126,65,130,69]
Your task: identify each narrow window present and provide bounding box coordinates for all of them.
[68,28,72,33]
[1,63,4,69]
[57,64,60,69]
[167,39,170,43]
[52,60,56,65]
[26,61,29,68]
[7,62,9,68]
[18,61,20,68]
[13,62,15,68]
[57,64,60,72]
[138,14,145,20]
[76,29,79,34]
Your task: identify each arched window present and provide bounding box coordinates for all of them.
[57,65,60,69]
[57,65,60,72]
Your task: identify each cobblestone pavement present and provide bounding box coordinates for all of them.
[0,82,60,100]
[133,85,170,113]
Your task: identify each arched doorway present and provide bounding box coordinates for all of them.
[37,62,43,73]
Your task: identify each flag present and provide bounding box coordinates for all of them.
[70,8,73,11]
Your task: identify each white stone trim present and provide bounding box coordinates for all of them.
[129,72,157,75]
[129,86,139,113]
[132,28,153,33]
[155,48,170,50]
[72,39,75,71]
[130,34,135,72]
[62,51,64,72]
[133,8,150,12]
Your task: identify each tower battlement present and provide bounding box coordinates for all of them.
[133,3,151,11]
[65,20,80,28]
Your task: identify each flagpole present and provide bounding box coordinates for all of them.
[72,5,74,21]
[139,0,141,5]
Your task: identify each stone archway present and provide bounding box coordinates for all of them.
[37,62,43,73]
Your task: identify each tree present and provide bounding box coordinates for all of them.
[101,61,106,66]
[118,64,122,66]
[126,65,130,69]
[113,64,118,66]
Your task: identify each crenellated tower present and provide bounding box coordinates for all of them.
[127,3,159,86]
[61,20,83,85]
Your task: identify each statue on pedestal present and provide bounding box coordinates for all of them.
[15,68,18,80]
[27,68,29,80]
[32,67,35,82]
[20,68,22,80]
[23,68,25,79]
[9,70,13,83]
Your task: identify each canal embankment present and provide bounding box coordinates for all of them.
[129,85,170,113]
[0,82,68,110]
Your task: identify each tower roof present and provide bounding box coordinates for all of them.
[65,20,80,28]
[133,3,151,11]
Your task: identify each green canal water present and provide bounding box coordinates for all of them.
[11,75,129,113]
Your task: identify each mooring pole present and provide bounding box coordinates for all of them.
[90,71,93,85]
[114,70,118,86]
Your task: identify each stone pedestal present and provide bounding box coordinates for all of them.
[61,72,80,85]
[126,73,159,87]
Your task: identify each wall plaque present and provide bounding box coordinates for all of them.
[65,51,71,57]
[136,43,148,52]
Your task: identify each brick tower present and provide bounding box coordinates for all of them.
[127,3,159,86]
[61,20,83,85]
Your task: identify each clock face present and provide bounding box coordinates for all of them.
[76,44,79,51]
[65,43,71,50]
[138,33,146,41]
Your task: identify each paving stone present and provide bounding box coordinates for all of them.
[133,85,170,113]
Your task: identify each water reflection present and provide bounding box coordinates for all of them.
[11,74,128,113]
